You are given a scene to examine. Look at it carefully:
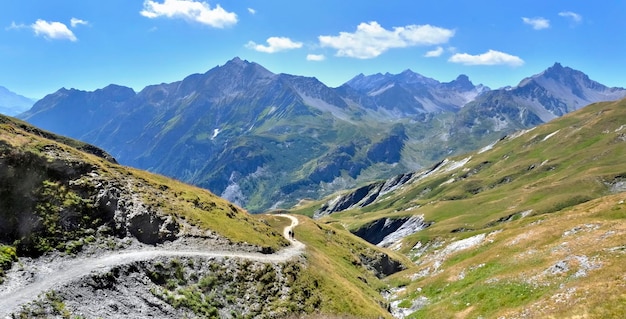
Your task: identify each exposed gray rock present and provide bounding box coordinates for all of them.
[314,159,447,218]
[544,255,602,277]
[377,215,432,249]
[390,296,429,319]
[12,256,309,319]
[353,215,432,249]
[359,251,405,278]
[93,181,181,245]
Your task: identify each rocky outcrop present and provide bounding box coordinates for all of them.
[94,181,181,246]
[359,251,405,278]
[314,159,449,218]
[0,135,182,256]
[314,171,417,218]
[353,215,432,248]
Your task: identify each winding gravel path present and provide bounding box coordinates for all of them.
[0,214,303,318]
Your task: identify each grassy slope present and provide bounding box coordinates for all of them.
[293,99,626,317]
[0,113,287,256]
[400,192,626,318]
[1,114,402,317]
[262,214,408,318]
[319,99,626,234]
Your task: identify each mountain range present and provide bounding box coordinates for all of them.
[0,86,35,116]
[18,58,626,211]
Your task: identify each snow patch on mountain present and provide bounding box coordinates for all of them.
[368,83,395,96]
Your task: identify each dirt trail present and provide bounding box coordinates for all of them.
[0,214,303,318]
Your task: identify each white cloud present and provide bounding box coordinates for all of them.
[559,11,582,23]
[424,46,444,57]
[140,0,237,28]
[70,18,88,28]
[248,8,256,15]
[31,19,77,41]
[306,54,325,61]
[246,37,303,53]
[522,17,550,30]
[318,21,455,59]
[448,49,524,67]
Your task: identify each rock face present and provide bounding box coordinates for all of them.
[354,218,410,245]
[0,120,183,256]
[366,125,407,164]
[359,251,406,278]
[314,160,450,218]
[97,185,180,245]
[353,216,433,248]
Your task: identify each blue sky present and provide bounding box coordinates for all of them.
[1,0,624,99]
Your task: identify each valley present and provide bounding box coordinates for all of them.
[3,1,626,318]
[1,59,626,318]
[0,115,400,318]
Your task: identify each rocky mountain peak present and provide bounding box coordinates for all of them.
[345,72,388,92]
[398,69,420,78]
[396,69,437,85]
[219,57,274,78]
[549,62,563,70]
[444,74,475,91]
[528,62,624,97]
[226,56,245,65]
[542,62,580,79]
[171,57,277,97]
[93,84,136,102]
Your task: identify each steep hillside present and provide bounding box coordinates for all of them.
[296,98,626,318]
[0,114,286,256]
[0,114,406,318]
[19,59,625,212]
